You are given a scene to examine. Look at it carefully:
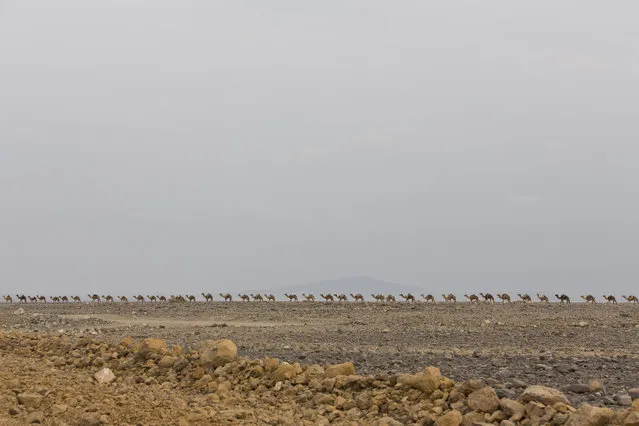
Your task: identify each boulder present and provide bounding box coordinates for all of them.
[565,404,614,426]
[94,368,116,384]
[520,385,569,405]
[325,362,355,378]
[467,387,500,413]
[435,410,462,426]
[200,339,237,368]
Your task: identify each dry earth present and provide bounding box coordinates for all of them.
[1,301,638,425]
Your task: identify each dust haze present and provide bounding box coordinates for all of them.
[1,1,639,295]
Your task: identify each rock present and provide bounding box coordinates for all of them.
[435,410,462,426]
[634,399,639,410]
[199,339,237,368]
[304,364,325,379]
[565,404,614,426]
[500,421,515,426]
[467,387,500,413]
[624,412,639,426]
[589,380,603,392]
[18,393,43,409]
[398,367,440,394]
[273,362,298,381]
[499,398,525,421]
[119,336,134,347]
[520,385,569,405]
[461,411,485,425]
[94,368,116,384]
[628,388,639,400]
[139,338,168,358]
[26,411,44,424]
[617,394,633,406]
[13,308,25,315]
[325,362,355,378]
[158,356,177,368]
[78,412,103,426]
[373,416,402,426]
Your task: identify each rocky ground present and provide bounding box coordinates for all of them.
[0,301,638,425]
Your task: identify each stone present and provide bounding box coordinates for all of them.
[525,401,546,420]
[13,308,25,315]
[18,393,43,409]
[119,336,134,347]
[158,355,177,368]
[325,362,355,378]
[398,367,441,394]
[26,411,44,424]
[565,404,615,426]
[499,398,525,421]
[304,364,325,379]
[435,410,462,426]
[617,394,633,406]
[199,339,237,368]
[500,421,515,426]
[634,399,639,410]
[461,411,484,426]
[589,380,603,392]
[520,385,569,405]
[467,387,500,413]
[138,338,168,357]
[373,416,403,426]
[628,388,639,399]
[94,368,116,384]
[51,404,68,416]
[77,412,103,426]
[624,412,639,426]
[273,362,298,381]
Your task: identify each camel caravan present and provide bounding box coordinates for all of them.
[2,292,637,305]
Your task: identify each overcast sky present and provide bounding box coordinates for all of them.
[1,1,639,296]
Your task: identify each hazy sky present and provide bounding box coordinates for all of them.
[1,1,639,295]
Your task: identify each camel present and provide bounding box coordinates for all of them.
[118,296,129,303]
[88,294,100,303]
[219,293,232,302]
[146,295,157,303]
[334,294,348,302]
[50,296,60,303]
[302,293,316,302]
[442,293,456,303]
[555,294,571,304]
[518,294,532,303]
[37,295,46,303]
[201,293,213,302]
[238,294,250,302]
[580,294,596,304]
[421,294,435,303]
[464,294,479,303]
[399,293,416,303]
[479,293,495,303]
[320,294,335,303]
[133,295,145,302]
[251,293,264,302]
[102,295,114,303]
[622,295,638,304]
[284,293,298,302]
[71,296,81,303]
[602,295,617,304]
[60,296,69,303]
[371,294,385,302]
[158,295,167,302]
[537,293,549,303]
[28,296,38,303]
[170,295,186,303]
[265,294,276,301]
[185,295,196,303]
[497,293,512,304]
[16,295,27,303]
[386,294,396,303]
[350,293,364,302]
[3,295,13,303]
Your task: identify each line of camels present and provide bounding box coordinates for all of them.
[2,293,638,304]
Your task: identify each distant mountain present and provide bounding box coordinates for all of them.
[254,276,425,298]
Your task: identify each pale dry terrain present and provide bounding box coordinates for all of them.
[0,300,638,425]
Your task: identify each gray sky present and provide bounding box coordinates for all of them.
[1,1,639,295]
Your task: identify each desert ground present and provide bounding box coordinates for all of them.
[0,299,638,425]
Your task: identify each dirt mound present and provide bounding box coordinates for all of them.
[0,332,637,425]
